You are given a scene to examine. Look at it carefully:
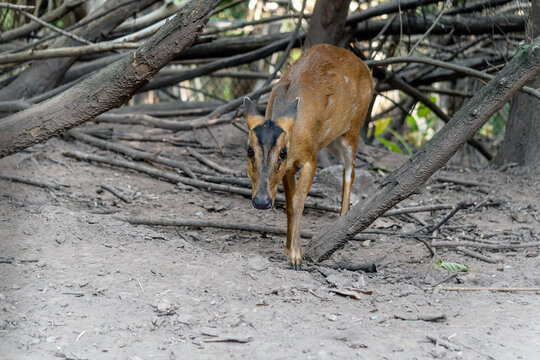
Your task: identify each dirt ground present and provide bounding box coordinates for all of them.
[1,122,540,359]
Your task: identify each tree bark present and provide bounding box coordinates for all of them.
[0,0,160,101]
[0,0,222,159]
[496,2,540,171]
[304,0,352,49]
[304,36,540,263]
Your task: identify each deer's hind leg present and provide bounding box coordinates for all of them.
[327,129,361,216]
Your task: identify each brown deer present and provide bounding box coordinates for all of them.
[243,44,374,269]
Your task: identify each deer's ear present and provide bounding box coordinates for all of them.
[276,98,298,133]
[282,97,299,119]
[243,97,264,130]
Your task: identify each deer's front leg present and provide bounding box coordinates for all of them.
[282,172,296,255]
[288,161,316,270]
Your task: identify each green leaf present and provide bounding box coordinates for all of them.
[376,136,402,154]
[436,259,470,272]
[406,115,418,131]
[417,103,432,118]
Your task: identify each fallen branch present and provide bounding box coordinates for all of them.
[436,174,493,188]
[202,335,253,343]
[431,241,540,249]
[427,201,473,234]
[187,147,237,175]
[327,288,371,300]
[394,313,446,322]
[304,37,540,263]
[99,184,132,203]
[93,113,233,131]
[441,287,540,292]
[68,129,197,179]
[457,247,498,263]
[0,173,62,190]
[113,216,315,238]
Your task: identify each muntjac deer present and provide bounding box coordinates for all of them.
[243,44,374,269]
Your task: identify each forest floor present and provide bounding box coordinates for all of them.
[1,121,540,359]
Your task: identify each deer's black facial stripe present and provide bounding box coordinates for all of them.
[253,120,283,149]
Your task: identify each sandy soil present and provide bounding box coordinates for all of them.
[1,125,540,359]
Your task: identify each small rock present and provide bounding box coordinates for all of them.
[156,298,171,313]
[361,240,371,248]
[401,223,417,234]
[327,314,338,322]
[86,216,99,224]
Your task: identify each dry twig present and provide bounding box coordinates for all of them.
[187,147,237,175]
[114,216,315,238]
[0,173,62,190]
[99,184,132,203]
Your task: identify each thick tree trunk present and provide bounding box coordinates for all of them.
[0,0,221,159]
[496,1,540,171]
[304,36,540,263]
[0,0,160,101]
[304,0,352,49]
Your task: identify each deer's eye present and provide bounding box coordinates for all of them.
[247,146,254,159]
[279,147,288,161]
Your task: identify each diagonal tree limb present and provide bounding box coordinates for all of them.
[304,37,540,263]
[0,0,223,158]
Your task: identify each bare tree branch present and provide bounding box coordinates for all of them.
[367,56,540,99]
[5,4,91,45]
[0,42,140,65]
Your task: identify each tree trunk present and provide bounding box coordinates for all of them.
[304,0,352,49]
[0,0,221,159]
[0,0,160,101]
[304,36,540,263]
[496,2,540,171]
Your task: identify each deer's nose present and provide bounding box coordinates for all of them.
[252,196,272,210]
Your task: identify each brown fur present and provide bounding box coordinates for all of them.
[244,44,374,268]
